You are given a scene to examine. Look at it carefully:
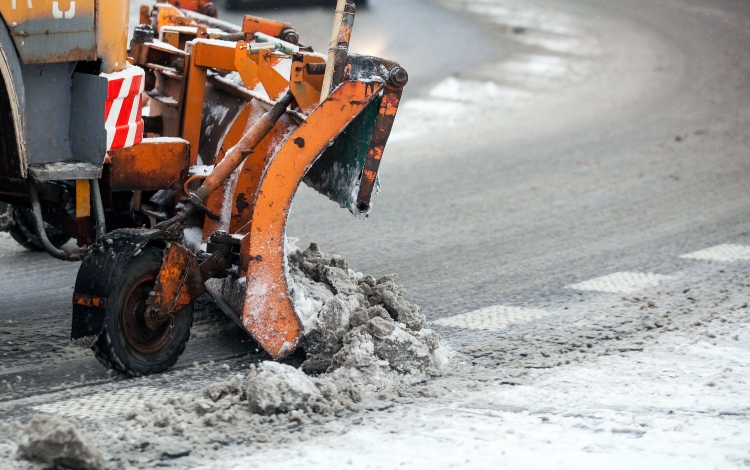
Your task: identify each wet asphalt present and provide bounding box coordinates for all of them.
[3,0,750,424]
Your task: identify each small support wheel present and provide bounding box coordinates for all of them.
[93,246,193,376]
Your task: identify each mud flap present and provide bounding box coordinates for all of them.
[70,229,175,347]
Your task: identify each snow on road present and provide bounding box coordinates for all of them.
[389,0,601,143]
[210,253,750,469]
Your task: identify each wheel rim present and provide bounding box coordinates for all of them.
[121,274,174,355]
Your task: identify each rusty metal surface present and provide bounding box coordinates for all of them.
[107,138,190,192]
[206,71,306,122]
[330,2,356,93]
[96,0,129,73]
[194,91,294,204]
[257,49,288,101]
[241,15,291,38]
[290,55,323,114]
[229,106,297,235]
[72,293,106,309]
[2,0,97,64]
[356,84,403,214]
[236,81,381,359]
[145,242,204,330]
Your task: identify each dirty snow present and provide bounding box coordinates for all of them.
[203,260,750,469]
[285,240,451,376]
[4,415,105,470]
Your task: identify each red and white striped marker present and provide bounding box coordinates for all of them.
[103,65,145,151]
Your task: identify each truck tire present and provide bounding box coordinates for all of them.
[92,245,193,376]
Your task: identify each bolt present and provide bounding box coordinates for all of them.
[201,2,218,18]
[388,67,409,87]
[281,28,299,45]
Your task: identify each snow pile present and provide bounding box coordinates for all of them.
[286,241,450,376]
[4,415,105,470]
[72,242,453,466]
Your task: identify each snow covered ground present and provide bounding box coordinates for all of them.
[389,0,601,143]
[206,251,750,469]
[2,0,749,468]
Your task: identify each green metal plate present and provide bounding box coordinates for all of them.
[303,96,381,216]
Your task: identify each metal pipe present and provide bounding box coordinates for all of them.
[252,32,299,55]
[90,179,106,240]
[180,8,241,33]
[28,181,87,261]
[157,91,296,231]
[321,0,355,102]
[331,2,356,91]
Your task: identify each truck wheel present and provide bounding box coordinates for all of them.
[7,205,70,251]
[92,246,193,376]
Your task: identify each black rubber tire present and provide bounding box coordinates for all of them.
[92,246,193,376]
[7,205,70,251]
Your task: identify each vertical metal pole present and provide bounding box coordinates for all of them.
[90,179,106,240]
[330,2,356,91]
[320,0,350,102]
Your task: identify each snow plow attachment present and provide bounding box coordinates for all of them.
[60,1,407,374]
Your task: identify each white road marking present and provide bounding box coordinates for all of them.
[567,272,674,294]
[680,244,750,262]
[433,305,551,330]
[32,386,172,421]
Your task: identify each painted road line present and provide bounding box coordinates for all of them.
[433,305,551,330]
[680,244,750,262]
[32,386,172,421]
[567,272,674,294]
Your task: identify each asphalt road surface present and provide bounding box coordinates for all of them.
[3,0,750,466]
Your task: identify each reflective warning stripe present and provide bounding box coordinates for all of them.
[103,66,145,151]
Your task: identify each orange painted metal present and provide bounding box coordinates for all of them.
[96,0,130,72]
[290,54,325,114]
[145,242,203,329]
[156,4,189,33]
[182,45,209,166]
[166,0,217,17]
[234,42,261,90]
[194,92,294,204]
[257,49,290,101]
[242,15,292,38]
[107,138,190,191]
[302,54,325,91]
[200,100,297,240]
[230,110,297,235]
[75,180,91,218]
[73,293,106,309]
[140,5,151,25]
[357,84,403,211]
[237,80,382,359]
[191,40,237,70]
[201,101,255,240]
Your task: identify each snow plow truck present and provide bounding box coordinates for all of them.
[0,0,407,375]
